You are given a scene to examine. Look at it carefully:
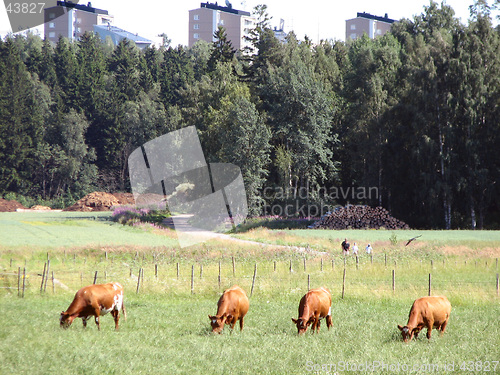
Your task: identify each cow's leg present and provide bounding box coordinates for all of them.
[316,319,321,333]
[82,317,88,328]
[112,309,120,331]
[426,322,433,340]
[439,319,449,335]
[239,316,244,331]
[326,315,332,330]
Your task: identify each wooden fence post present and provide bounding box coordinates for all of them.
[289,260,293,273]
[52,271,55,294]
[44,260,50,292]
[274,261,276,272]
[22,268,26,298]
[307,274,310,291]
[303,257,306,272]
[342,268,346,299]
[356,255,359,270]
[428,273,432,296]
[177,263,180,279]
[17,267,21,297]
[191,265,194,295]
[332,259,334,271]
[136,268,142,293]
[93,271,98,285]
[250,263,257,297]
[496,273,499,297]
[155,264,158,279]
[384,254,387,267]
[218,261,221,290]
[392,269,395,293]
[40,263,46,292]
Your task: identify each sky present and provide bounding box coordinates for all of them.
[0,0,498,46]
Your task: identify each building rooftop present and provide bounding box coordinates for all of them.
[200,2,250,16]
[356,12,395,24]
[55,1,108,14]
[94,24,152,45]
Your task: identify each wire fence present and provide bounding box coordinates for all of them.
[1,254,498,299]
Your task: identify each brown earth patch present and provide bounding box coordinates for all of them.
[63,192,121,212]
[0,198,27,212]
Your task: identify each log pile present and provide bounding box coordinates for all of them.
[310,205,410,230]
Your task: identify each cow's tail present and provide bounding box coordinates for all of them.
[122,301,127,321]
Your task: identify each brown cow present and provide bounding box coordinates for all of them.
[397,295,451,342]
[208,285,249,334]
[292,287,333,334]
[60,282,126,330]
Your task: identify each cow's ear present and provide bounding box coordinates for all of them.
[208,315,215,320]
[292,318,298,324]
[397,325,404,331]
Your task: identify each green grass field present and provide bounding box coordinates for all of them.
[0,212,499,374]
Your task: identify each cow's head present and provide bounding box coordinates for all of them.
[292,317,313,335]
[397,325,417,342]
[208,313,231,334]
[60,311,75,329]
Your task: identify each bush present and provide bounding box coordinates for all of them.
[111,206,170,226]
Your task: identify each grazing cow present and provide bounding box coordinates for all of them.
[397,295,451,342]
[292,287,333,334]
[60,282,126,330]
[208,285,249,334]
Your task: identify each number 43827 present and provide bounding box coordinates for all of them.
[6,3,45,14]
[460,361,499,372]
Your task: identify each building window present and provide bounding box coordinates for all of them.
[350,33,357,40]
[194,33,199,39]
[49,22,55,28]
[350,24,356,30]
[49,12,55,19]
[49,32,55,38]
[194,24,199,29]
[219,19,224,25]
[194,14,199,20]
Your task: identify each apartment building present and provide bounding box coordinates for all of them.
[44,1,152,48]
[188,2,256,51]
[346,12,395,41]
[44,1,113,43]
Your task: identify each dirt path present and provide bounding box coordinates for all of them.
[163,215,328,256]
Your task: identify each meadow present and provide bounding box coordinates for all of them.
[0,212,499,374]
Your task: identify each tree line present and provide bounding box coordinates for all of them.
[0,1,499,229]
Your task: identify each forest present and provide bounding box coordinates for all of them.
[0,1,499,229]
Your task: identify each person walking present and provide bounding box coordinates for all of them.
[352,242,359,256]
[341,238,350,256]
[365,243,373,254]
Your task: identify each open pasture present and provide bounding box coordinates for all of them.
[0,212,499,374]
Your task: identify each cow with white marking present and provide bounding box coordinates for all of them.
[60,282,126,330]
[292,287,333,334]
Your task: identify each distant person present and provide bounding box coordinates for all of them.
[341,238,350,256]
[352,242,359,256]
[366,244,373,254]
